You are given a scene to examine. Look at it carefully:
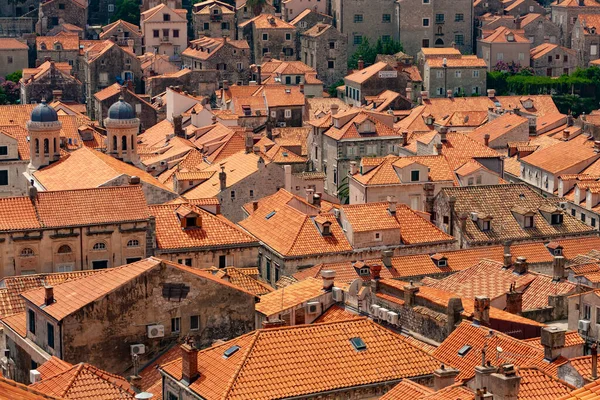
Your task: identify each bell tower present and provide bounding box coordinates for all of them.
[26,99,62,173]
[104,96,140,164]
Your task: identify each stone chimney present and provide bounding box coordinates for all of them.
[424,183,435,215]
[223,80,229,90]
[402,130,409,147]
[404,281,419,306]
[322,270,335,291]
[349,161,358,175]
[475,388,494,400]
[245,131,253,153]
[475,363,497,394]
[447,89,453,98]
[439,126,448,142]
[330,103,339,115]
[505,286,522,315]
[219,165,227,191]
[484,134,490,147]
[433,365,460,391]
[387,195,397,215]
[256,64,262,85]
[489,364,521,400]
[513,256,528,274]
[541,326,565,361]
[252,201,259,212]
[503,241,512,268]
[382,249,393,268]
[358,59,364,70]
[181,343,199,385]
[473,296,490,325]
[487,89,496,98]
[52,90,63,101]
[595,141,600,153]
[44,286,54,306]
[173,114,184,138]
[306,188,315,204]
[553,256,566,281]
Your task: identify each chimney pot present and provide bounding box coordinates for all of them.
[350,161,358,175]
[473,296,490,325]
[181,343,199,385]
[370,264,382,280]
[321,269,335,290]
[433,365,460,391]
[330,103,339,115]
[387,195,397,214]
[484,134,490,147]
[404,282,419,306]
[553,256,566,281]
[513,256,528,274]
[44,286,54,306]
[382,249,393,268]
[541,326,566,361]
[358,59,364,70]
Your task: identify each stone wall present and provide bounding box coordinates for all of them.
[145,69,219,98]
[37,0,87,36]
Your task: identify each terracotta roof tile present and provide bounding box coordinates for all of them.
[29,363,135,399]
[255,277,327,316]
[36,34,80,51]
[0,38,28,50]
[313,305,359,323]
[0,376,62,399]
[559,379,600,400]
[523,331,584,349]
[439,132,502,170]
[22,258,162,321]
[36,357,73,381]
[1,311,26,337]
[161,318,442,400]
[421,384,475,400]
[565,356,598,382]
[345,62,390,84]
[202,267,273,296]
[238,13,295,29]
[380,379,434,399]
[469,112,529,144]
[139,345,181,390]
[480,26,531,43]
[521,135,600,174]
[433,322,567,382]
[324,110,397,140]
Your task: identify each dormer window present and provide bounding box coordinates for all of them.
[411,170,420,182]
[431,253,448,267]
[359,267,370,276]
[176,205,202,229]
[512,206,536,229]
[315,216,332,236]
[482,219,491,231]
[524,215,534,228]
[186,217,197,227]
[551,214,563,225]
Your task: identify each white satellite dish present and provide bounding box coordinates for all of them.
[348,278,361,297]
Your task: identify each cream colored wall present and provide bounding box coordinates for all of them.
[142,9,187,57]
[157,246,259,269]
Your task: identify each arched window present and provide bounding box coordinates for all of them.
[43,138,49,154]
[112,136,117,151]
[92,242,106,251]
[127,239,139,247]
[435,38,444,46]
[40,43,47,50]
[35,138,39,154]
[20,248,35,257]
[54,43,62,51]
[57,244,72,254]
[122,135,127,151]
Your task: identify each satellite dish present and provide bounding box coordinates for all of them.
[348,278,361,297]
[496,346,503,353]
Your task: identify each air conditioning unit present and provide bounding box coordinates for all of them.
[387,311,399,325]
[470,212,478,221]
[306,301,320,314]
[29,369,41,384]
[277,122,287,127]
[559,202,567,209]
[332,287,343,302]
[130,344,146,355]
[578,319,591,332]
[371,304,381,317]
[378,308,389,319]
[147,324,165,338]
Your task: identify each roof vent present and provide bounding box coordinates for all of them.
[265,210,276,220]
[223,345,240,358]
[350,337,367,351]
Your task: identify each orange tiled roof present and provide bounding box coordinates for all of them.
[469,112,529,144]
[36,357,73,381]
[29,363,135,399]
[34,147,172,193]
[324,110,397,140]
[426,55,487,68]
[345,62,390,84]
[433,322,566,382]
[559,380,600,400]
[140,345,181,391]
[255,277,326,316]
[150,203,258,251]
[36,34,80,51]
[521,134,599,174]
[420,384,475,400]
[480,26,530,43]
[203,267,273,296]
[439,132,502,170]
[0,38,28,50]
[1,311,26,337]
[160,318,442,400]
[341,202,455,245]
[380,379,434,399]
[0,376,63,400]
[422,259,577,310]
[523,331,584,349]
[21,258,162,321]
[238,13,295,29]
[440,184,595,244]
[313,305,359,323]
[239,190,353,257]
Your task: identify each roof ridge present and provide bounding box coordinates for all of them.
[220,330,261,399]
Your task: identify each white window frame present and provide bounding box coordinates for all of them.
[284,109,292,118]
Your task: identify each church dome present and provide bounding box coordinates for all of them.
[30,100,58,123]
[108,97,135,120]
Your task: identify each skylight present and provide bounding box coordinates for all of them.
[223,345,240,358]
[265,211,276,220]
[350,337,367,351]
[458,344,472,357]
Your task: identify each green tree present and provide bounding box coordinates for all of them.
[328,79,345,97]
[5,70,21,84]
[348,38,404,70]
[111,0,140,25]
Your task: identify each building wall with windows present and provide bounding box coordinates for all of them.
[479,40,531,71]
[301,24,348,87]
[192,1,236,39]
[0,44,28,79]
[141,5,188,59]
[396,0,473,56]
[571,16,600,67]
[552,3,600,47]
[423,63,487,97]
[19,260,256,377]
[531,45,577,76]
[282,0,328,22]
[0,132,29,198]
[36,0,87,36]
[240,18,297,64]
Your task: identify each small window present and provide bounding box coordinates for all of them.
[163,13,170,21]
[422,38,430,48]
[438,259,447,267]
[350,337,367,351]
[571,208,576,217]
[58,2,65,9]
[173,29,179,38]
[482,220,491,231]
[0,146,8,156]
[592,218,597,228]
[249,189,254,197]
[374,232,381,241]
[582,213,586,223]
[354,35,363,45]
[219,255,226,269]
[473,70,479,78]
[262,33,268,41]
[436,13,444,23]
[285,33,291,41]
[455,34,464,46]
[6,57,12,65]
[108,3,114,12]
[329,41,336,49]
[153,29,159,38]
[92,242,106,251]
[190,315,199,330]
[171,317,181,333]
[127,239,139,247]
[47,323,55,349]
[28,309,35,334]
[455,13,464,22]
[231,190,236,199]
[524,216,534,228]
[203,22,210,30]
[223,345,240,358]
[20,248,34,257]
[382,14,391,23]
[354,14,363,23]
[411,170,420,182]
[551,214,563,225]
[422,18,430,27]
[186,217,196,227]
[584,303,592,320]
[0,170,7,186]
[284,109,292,118]
[328,60,335,69]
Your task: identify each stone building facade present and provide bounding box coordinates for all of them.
[423,56,487,97]
[478,27,531,71]
[238,14,297,64]
[301,24,348,87]
[0,39,28,78]
[36,0,87,36]
[20,62,83,104]
[192,0,236,39]
[141,3,188,60]
[551,0,600,47]
[12,258,256,380]
[36,34,81,78]
[99,20,143,56]
[181,37,251,86]
[93,84,157,131]
[571,14,600,67]
[530,43,577,76]
[343,62,412,107]
[504,0,546,17]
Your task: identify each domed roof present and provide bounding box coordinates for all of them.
[108,97,135,120]
[30,100,58,123]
